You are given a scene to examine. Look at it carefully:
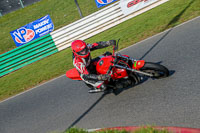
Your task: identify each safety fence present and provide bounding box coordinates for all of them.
[0,34,58,77]
[0,0,41,16]
[0,0,168,77]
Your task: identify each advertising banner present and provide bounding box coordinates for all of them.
[10,15,54,47]
[95,0,118,8]
[120,0,158,15]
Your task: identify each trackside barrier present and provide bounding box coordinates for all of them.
[0,34,58,77]
[0,0,168,77]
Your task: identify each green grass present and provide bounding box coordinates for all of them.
[0,0,200,101]
[0,0,99,54]
[64,127,169,133]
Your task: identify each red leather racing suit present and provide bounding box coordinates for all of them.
[72,41,114,89]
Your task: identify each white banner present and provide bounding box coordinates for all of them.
[120,0,158,15]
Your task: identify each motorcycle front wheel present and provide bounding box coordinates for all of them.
[140,62,169,78]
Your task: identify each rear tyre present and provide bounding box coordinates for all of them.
[140,62,169,78]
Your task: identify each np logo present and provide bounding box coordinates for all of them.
[97,0,115,4]
[13,28,35,44]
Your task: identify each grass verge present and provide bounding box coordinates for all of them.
[64,127,169,133]
[0,0,200,101]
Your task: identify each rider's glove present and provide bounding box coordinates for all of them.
[97,74,110,81]
[106,40,116,46]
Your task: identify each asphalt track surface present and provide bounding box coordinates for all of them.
[0,17,200,133]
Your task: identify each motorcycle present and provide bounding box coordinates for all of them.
[66,40,169,92]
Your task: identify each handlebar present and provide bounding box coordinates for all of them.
[107,53,138,74]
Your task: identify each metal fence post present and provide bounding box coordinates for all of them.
[19,0,24,8]
[74,0,83,18]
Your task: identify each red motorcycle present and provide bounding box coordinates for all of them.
[66,41,169,92]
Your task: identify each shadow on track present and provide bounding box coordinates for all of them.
[166,0,195,28]
[139,28,172,60]
[66,93,107,130]
[140,0,194,60]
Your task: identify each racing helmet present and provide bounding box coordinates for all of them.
[71,40,90,58]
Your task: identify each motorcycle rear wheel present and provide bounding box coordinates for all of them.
[140,62,169,78]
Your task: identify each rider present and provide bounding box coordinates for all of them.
[71,40,116,93]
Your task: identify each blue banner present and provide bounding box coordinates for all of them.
[95,0,118,8]
[10,15,54,47]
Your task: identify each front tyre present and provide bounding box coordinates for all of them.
[140,62,169,78]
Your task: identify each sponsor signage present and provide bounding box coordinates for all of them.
[120,0,158,15]
[95,0,118,8]
[10,15,54,47]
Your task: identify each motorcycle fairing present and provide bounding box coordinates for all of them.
[111,67,128,79]
[66,68,82,80]
[96,56,129,79]
[96,56,113,74]
[132,60,145,70]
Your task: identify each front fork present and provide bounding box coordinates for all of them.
[115,53,145,69]
[115,54,153,77]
